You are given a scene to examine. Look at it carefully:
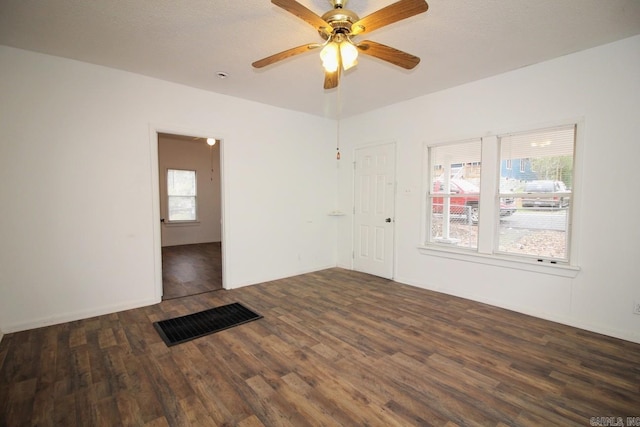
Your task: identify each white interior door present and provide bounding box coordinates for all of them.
[353,143,396,279]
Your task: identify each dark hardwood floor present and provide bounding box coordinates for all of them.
[1,268,639,426]
[162,242,222,300]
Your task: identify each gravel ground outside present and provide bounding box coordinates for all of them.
[431,218,567,259]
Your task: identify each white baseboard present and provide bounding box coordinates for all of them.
[2,266,339,333]
[394,274,640,345]
[228,264,339,290]
[2,297,161,334]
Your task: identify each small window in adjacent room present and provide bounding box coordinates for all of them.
[426,139,482,249]
[167,169,197,222]
[498,125,575,262]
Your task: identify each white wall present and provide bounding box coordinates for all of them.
[0,46,338,333]
[3,36,639,344]
[158,134,221,246]
[337,35,640,343]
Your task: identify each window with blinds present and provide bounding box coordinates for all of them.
[423,123,578,267]
[497,125,575,262]
[427,139,482,249]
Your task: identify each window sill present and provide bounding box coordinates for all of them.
[164,221,200,227]
[417,245,580,278]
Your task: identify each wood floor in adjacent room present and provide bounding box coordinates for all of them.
[1,268,639,426]
[162,242,222,300]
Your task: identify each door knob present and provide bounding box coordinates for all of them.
[385,218,392,223]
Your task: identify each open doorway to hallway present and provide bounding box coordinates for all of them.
[157,133,223,299]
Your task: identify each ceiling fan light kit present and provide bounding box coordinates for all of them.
[320,41,340,72]
[338,40,358,70]
[320,34,358,72]
[252,0,429,89]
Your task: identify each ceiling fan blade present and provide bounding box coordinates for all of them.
[351,0,428,35]
[271,0,332,36]
[252,43,319,68]
[357,40,420,69]
[324,69,340,89]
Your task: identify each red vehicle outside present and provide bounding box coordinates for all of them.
[432,179,515,223]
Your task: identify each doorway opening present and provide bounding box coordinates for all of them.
[157,132,223,299]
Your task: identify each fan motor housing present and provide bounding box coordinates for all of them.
[320,8,360,37]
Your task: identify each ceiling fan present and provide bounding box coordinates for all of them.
[252,0,429,89]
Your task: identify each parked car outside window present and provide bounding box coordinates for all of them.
[522,180,570,208]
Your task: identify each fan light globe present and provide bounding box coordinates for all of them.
[321,40,359,72]
[320,42,340,72]
[340,41,358,70]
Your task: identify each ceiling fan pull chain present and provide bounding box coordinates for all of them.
[336,82,342,160]
[336,120,341,160]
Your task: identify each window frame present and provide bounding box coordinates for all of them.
[495,124,576,263]
[419,121,583,277]
[425,138,482,251]
[166,168,198,223]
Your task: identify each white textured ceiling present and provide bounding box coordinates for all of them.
[1,0,639,118]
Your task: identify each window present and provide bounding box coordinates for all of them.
[424,123,577,267]
[167,169,197,222]
[427,139,482,249]
[498,125,575,262]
